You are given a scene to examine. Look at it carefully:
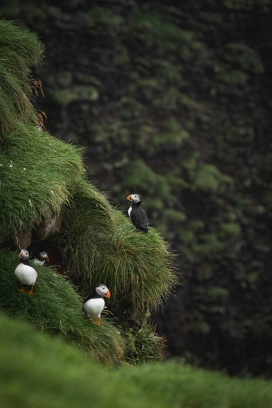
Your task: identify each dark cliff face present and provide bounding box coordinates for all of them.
[2,0,272,375]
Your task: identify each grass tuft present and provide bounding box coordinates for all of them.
[60,205,178,323]
[59,179,115,282]
[0,124,84,242]
[122,319,166,365]
[0,20,44,133]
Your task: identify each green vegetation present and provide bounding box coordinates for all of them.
[0,19,176,366]
[0,125,84,243]
[0,312,160,408]
[2,312,272,408]
[1,0,272,377]
[60,205,177,321]
[123,361,272,408]
[194,164,233,193]
[0,20,43,134]
[123,319,165,365]
[0,249,124,365]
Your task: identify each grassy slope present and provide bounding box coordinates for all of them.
[0,19,177,366]
[0,249,124,365]
[0,313,158,408]
[123,364,272,408]
[1,312,272,408]
[6,0,272,374]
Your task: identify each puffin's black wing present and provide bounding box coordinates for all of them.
[131,207,149,233]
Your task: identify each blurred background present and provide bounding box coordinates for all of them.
[1,0,272,376]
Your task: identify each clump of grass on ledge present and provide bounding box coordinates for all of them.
[0,20,44,134]
[59,179,116,281]
[60,203,178,322]
[0,249,124,365]
[122,319,166,365]
[0,124,85,242]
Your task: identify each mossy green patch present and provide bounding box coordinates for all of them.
[194,164,233,193]
[193,233,224,257]
[219,222,241,239]
[50,85,99,106]
[199,286,229,304]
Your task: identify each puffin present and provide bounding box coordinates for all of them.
[15,249,38,295]
[82,284,111,325]
[33,251,50,266]
[126,194,149,233]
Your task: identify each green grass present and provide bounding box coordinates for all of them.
[121,362,272,408]
[0,20,43,133]
[0,249,124,365]
[0,312,162,408]
[58,179,116,283]
[0,124,85,242]
[0,19,177,366]
[60,205,177,322]
[2,311,272,408]
[123,319,165,365]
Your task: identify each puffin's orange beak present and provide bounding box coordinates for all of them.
[105,290,111,298]
[18,251,23,258]
[46,255,50,263]
[126,195,132,201]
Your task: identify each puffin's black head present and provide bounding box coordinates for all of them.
[126,194,142,203]
[18,249,29,260]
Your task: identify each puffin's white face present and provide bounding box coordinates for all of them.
[18,249,29,260]
[40,251,49,261]
[126,194,142,203]
[96,284,111,298]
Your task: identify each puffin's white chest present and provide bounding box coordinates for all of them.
[33,259,44,266]
[128,206,132,217]
[15,263,37,286]
[83,298,105,318]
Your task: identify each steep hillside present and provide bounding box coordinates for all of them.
[0,19,176,365]
[1,0,272,375]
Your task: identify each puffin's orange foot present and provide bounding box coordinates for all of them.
[18,287,25,293]
[28,286,34,295]
[89,317,101,325]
